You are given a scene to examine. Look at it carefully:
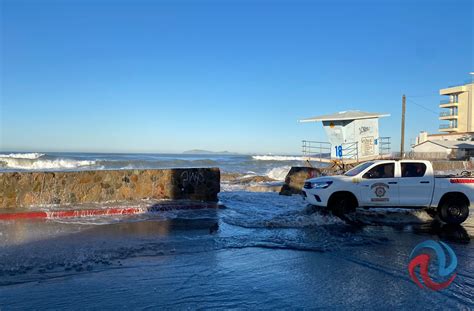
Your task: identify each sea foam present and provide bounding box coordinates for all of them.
[0,153,45,159]
[0,158,96,170]
[265,166,291,181]
[252,155,306,161]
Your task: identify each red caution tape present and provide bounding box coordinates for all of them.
[0,211,48,220]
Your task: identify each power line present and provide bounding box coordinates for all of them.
[407,95,470,129]
[406,97,439,115]
[405,95,440,98]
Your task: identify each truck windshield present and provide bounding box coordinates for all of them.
[344,162,375,177]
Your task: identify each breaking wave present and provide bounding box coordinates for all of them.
[265,166,291,181]
[0,158,97,170]
[252,155,305,161]
[0,153,45,159]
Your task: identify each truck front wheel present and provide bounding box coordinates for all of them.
[437,197,469,225]
[329,193,357,219]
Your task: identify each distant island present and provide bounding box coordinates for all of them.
[182,149,237,155]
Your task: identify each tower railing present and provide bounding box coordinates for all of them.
[302,140,332,163]
[341,142,358,162]
[378,137,391,156]
[301,140,358,163]
[302,137,391,164]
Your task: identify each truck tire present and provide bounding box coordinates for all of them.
[330,194,357,219]
[425,208,438,219]
[437,200,469,225]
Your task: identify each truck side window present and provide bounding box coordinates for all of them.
[362,163,394,179]
[401,163,426,178]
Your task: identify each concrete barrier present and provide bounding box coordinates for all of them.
[0,168,220,208]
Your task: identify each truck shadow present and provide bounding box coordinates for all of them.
[413,221,470,244]
[313,206,472,244]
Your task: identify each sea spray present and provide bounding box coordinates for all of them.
[253,155,307,161]
[265,166,291,181]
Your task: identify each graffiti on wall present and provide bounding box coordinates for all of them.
[181,170,205,187]
[359,126,371,135]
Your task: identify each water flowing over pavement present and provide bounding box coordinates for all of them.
[0,190,473,309]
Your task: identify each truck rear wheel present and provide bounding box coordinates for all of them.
[437,199,469,225]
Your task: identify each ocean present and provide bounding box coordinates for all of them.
[0,152,307,182]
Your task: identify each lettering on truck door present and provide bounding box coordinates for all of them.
[358,163,400,206]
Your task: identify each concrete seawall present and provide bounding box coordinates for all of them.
[0,168,220,208]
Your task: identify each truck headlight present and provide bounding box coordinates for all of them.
[304,181,333,189]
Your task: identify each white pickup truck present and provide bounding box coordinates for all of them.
[302,160,474,225]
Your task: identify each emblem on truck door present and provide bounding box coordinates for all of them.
[370,183,389,202]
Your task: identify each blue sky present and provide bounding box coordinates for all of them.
[1,0,472,154]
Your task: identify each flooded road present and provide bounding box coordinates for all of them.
[0,191,473,309]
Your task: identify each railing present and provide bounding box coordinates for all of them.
[302,140,331,163]
[378,137,391,156]
[406,152,450,160]
[439,124,456,129]
[439,99,458,105]
[439,111,458,117]
[341,142,358,161]
[303,137,391,163]
[302,140,359,162]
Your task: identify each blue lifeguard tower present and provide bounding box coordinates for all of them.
[299,110,391,164]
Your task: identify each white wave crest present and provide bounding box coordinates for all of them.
[0,158,96,170]
[0,153,45,159]
[265,166,291,181]
[252,155,305,161]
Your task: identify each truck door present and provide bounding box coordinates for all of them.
[398,162,433,206]
[359,163,399,206]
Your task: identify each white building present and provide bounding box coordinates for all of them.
[412,139,474,160]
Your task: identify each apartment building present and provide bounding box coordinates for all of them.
[439,81,474,133]
[412,78,474,159]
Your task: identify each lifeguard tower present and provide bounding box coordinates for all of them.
[299,110,391,166]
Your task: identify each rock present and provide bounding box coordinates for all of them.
[220,172,244,182]
[279,167,323,196]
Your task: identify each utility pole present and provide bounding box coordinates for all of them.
[400,94,406,158]
[469,73,474,131]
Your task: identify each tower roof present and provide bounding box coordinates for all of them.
[299,110,390,123]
